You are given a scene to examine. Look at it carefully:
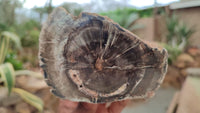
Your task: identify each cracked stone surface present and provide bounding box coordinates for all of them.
[39,7,168,103]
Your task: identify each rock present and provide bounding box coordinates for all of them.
[166,92,180,113]
[39,7,168,103]
[187,47,200,56]
[0,107,8,113]
[174,62,185,68]
[0,107,13,113]
[167,76,200,113]
[177,54,194,62]
[0,88,8,102]
[194,55,200,67]
[2,94,22,107]
[0,88,22,106]
[176,76,200,113]
[180,69,187,77]
[186,68,200,77]
[15,102,31,113]
[16,76,48,93]
[174,53,195,68]
[163,66,182,88]
[36,88,59,112]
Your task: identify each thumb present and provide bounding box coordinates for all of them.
[58,99,79,113]
[107,100,129,113]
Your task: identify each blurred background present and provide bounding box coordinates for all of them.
[0,0,200,113]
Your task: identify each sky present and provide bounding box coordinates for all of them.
[22,0,179,9]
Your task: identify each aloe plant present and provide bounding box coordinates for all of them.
[165,15,194,63]
[0,31,44,112]
[166,15,194,50]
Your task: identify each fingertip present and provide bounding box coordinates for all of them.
[80,102,98,111]
[58,99,79,113]
[60,99,79,108]
[96,104,107,113]
[108,100,130,113]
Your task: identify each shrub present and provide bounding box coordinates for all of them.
[100,8,144,31]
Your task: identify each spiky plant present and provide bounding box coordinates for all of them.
[0,31,43,112]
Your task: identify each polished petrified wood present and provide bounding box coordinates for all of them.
[39,7,168,103]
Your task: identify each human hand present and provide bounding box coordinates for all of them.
[58,99,129,113]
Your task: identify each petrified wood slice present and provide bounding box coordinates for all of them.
[39,7,168,103]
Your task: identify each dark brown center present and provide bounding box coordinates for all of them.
[95,58,104,71]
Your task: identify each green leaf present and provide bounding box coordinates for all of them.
[4,52,23,70]
[0,34,10,64]
[13,88,44,112]
[0,31,22,64]
[0,63,15,95]
[1,31,22,50]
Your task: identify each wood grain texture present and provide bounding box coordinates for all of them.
[39,7,168,103]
